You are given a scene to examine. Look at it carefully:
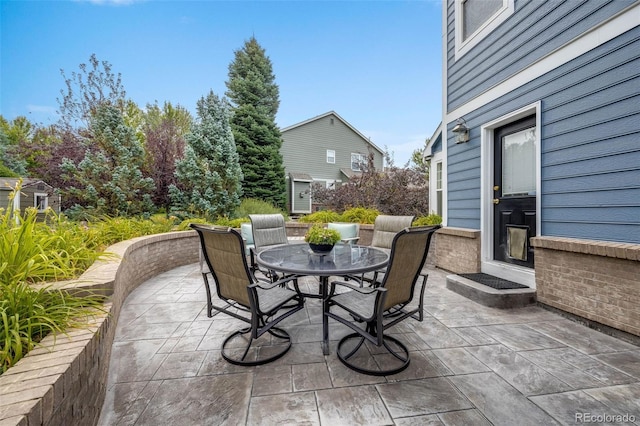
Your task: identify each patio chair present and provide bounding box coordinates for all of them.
[360,215,415,285]
[249,214,289,278]
[371,215,415,250]
[325,224,440,375]
[328,222,360,245]
[240,222,255,256]
[190,224,304,366]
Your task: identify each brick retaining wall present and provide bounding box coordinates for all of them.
[532,236,640,337]
[433,227,481,273]
[0,231,200,426]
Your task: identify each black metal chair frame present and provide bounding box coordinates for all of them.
[191,224,304,366]
[325,225,440,375]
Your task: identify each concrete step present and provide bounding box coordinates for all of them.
[446,274,536,309]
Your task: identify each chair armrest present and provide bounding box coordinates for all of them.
[329,280,384,296]
[251,274,299,290]
[340,237,360,244]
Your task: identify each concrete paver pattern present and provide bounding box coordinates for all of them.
[98,264,640,425]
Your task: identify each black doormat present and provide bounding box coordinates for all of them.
[459,273,529,290]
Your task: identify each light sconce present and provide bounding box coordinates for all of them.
[299,190,309,198]
[452,118,470,144]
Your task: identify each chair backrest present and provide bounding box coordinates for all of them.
[381,225,440,310]
[370,215,415,249]
[191,224,252,307]
[240,223,254,255]
[249,214,288,252]
[328,222,359,240]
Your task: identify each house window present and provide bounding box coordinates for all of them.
[351,153,366,171]
[34,193,48,212]
[327,150,335,164]
[455,0,514,59]
[436,162,443,217]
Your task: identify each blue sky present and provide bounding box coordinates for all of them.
[1,0,442,165]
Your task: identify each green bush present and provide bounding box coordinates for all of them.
[89,215,177,248]
[175,217,209,231]
[414,213,443,226]
[340,207,380,224]
[1,281,105,373]
[1,184,106,373]
[298,210,341,224]
[234,198,286,218]
[212,217,249,228]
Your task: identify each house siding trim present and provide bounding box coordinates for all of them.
[446,1,640,119]
[454,0,515,60]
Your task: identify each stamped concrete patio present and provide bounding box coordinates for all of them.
[98,263,640,425]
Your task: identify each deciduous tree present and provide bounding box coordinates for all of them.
[143,102,192,212]
[57,53,126,139]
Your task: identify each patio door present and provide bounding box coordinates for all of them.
[493,116,536,269]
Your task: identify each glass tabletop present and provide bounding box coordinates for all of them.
[256,243,389,276]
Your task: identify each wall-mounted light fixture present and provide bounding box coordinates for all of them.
[299,189,310,198]
[452,118,470,144]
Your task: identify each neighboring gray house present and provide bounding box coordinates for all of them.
[0,177,61,219]
[425,0,639,337]
[281,111,385,214]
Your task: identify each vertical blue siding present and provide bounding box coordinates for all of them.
[446,27,640,244]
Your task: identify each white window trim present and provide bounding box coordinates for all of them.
[480,101,540,288]
[34,192,48,212]
[326,149,335,164]
[351,153,366,171]
[455,0,514,61]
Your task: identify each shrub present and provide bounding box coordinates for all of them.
[298,210,341,224]
[0,182,106,373]
[312,153,430,216]
[1,205,100,285]
[340,207,380,224]
[234,198,286,218]
[213,217,249,228]
[414,213,443,226]
[89,215,177,248]
[0,282,105,373]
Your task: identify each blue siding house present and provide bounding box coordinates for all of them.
[427,0,640,336]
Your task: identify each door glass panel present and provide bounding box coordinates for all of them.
[502,127,536,196]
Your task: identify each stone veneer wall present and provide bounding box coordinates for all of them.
[0,231,200,426]
[433,227,481,273]
[531,236,640,337]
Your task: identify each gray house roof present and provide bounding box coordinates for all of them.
[0,178,53,191]
[282,110,385,155]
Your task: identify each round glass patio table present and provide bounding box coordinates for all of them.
[257,243,389,355]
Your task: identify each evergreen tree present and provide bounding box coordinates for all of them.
[225,37,286,209]
[169,91,243,220]
[60,104,155,217]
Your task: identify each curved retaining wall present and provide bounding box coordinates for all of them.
[0,222,438,425]
[0,231,200,426]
